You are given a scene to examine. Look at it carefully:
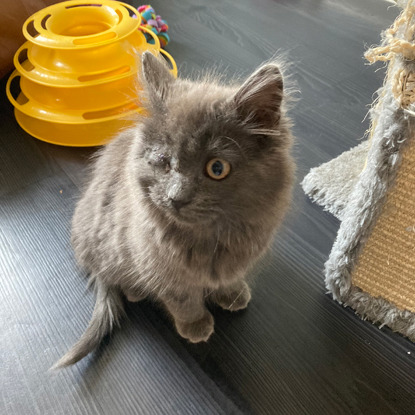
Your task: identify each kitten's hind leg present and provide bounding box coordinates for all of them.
[161,289,214,343]
[209,280,251,312]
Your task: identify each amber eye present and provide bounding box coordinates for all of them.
[206,158,231,180]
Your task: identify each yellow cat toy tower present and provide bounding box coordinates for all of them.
[6,0,177,146]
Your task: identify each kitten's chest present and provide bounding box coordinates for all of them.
[143,223,260,286]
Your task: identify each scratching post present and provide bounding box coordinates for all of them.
[302,0,415,341]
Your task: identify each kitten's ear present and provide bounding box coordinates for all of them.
[141,52,175,102]
[234,63,284,129]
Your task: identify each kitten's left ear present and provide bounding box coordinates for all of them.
[141,52,175,103]
[234,63,284,129]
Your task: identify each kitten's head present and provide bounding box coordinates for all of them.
[136,53,294,230]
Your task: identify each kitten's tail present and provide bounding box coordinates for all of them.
[51,280,124,369]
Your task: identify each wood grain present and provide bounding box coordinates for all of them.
[2,1,414,414]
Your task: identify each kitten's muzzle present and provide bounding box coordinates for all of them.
[167,173,195,212]
[169,197,191,211]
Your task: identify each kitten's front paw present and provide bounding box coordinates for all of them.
[175,311,214,343]
[212,281,251,312]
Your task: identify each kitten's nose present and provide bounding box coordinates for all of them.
[169,198,191,211]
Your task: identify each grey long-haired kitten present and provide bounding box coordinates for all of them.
[54,52,295,368]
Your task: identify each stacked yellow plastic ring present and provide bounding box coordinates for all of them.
[6,0,177,147]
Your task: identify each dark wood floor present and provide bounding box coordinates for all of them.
[2,1,414,414]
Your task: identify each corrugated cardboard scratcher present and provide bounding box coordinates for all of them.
[302,0,415,341]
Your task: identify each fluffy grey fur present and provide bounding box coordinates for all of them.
[325,90,409,293]
[325,86,414,322]
[301,140,370,220]
[53,53,295,368]
[341,287,415,340]
[303,53,415,341]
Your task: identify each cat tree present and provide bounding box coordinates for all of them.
[302,0,415,341]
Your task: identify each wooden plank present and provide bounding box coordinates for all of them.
[2,0,415,414]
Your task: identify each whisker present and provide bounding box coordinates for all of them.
[204,288,215,298]
[223,135,243,153]
[229,288,244,308]
[213,229,220,253]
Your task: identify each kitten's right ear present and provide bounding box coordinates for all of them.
[234,63,284,129]
[141,52,175,103]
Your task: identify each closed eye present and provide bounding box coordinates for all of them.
[148,152,171,172]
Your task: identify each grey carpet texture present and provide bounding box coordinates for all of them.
[301,140,370,221]
[302,1,415,342]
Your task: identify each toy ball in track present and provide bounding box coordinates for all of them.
[138,5,170,48]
